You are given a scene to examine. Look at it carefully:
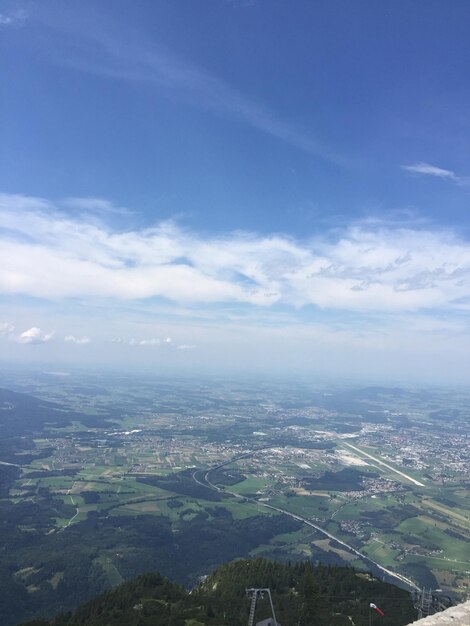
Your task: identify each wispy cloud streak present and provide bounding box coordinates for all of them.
[36,12,342,165]
[402,162,468,185]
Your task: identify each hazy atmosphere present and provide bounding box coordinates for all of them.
[2,0,470,382]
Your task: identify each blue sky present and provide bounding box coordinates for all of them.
[1,0,470,382]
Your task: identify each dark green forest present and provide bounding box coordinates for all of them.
[21,558,416,626]
[0,505,303,625]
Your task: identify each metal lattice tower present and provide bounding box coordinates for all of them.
[248,590,257,626]
[246,588,278,626]
[417,587,433,619]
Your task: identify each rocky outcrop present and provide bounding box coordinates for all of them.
[408,601,470,625]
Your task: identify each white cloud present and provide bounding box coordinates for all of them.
[401,162,468,185]
[0,9,27,27]
[111,337,136,345]
[17,327,55,345]
[2,193,470,317]
[111,336,173,346]
[177,344,196,350]
[64,197,132,216]
[138,338,161,346]
[0,322,15,336]
[64,335,91,344]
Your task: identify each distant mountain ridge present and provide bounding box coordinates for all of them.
[20,558,416,626]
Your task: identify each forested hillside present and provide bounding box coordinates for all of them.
[21,558,416,626]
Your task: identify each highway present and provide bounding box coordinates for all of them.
[192,448,420,592]
[59,482,80,531]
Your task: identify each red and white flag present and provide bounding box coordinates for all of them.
[370,603,385,617]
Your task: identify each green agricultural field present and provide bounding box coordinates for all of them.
[204,499,271,520]
[397,516,470,561]
[422,498,470,531]
[332,495,391,521]
[249,526,318,559]
[269,493,338,519]
[112,499,166,516]
[93,555,125,587]
[362,539,402,568]
[229,476,274,494]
